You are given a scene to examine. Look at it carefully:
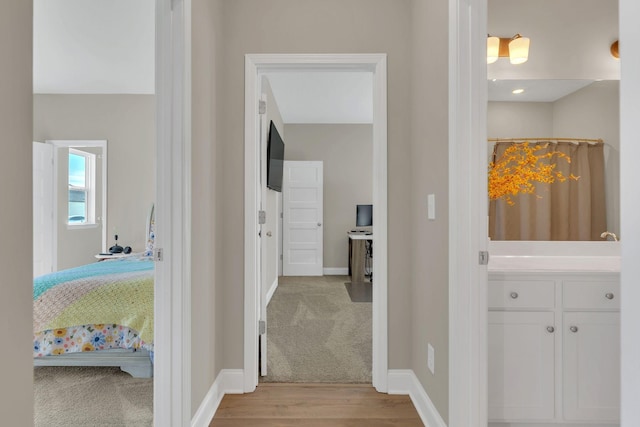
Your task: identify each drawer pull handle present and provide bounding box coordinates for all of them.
[510,292,519,299]
[546,326,555,333]
[605,293,614,300]
[570,326,579,333]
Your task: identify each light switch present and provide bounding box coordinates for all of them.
[427,194,436,220]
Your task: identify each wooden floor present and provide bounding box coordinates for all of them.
[210,383,423,426]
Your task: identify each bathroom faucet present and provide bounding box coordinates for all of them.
[600,231,618,242]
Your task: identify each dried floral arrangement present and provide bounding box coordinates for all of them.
[488,142,579,206]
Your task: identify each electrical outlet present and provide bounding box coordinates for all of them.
[428,343,435,375]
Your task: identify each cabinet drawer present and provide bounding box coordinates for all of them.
[563,281,620,310]
[488,280,555,309]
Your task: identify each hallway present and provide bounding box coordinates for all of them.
[210,383,422,426]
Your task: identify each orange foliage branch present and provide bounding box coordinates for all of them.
[488,142,579,206]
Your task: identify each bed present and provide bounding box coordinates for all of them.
[33,206,156,378]
[33,255,154,377]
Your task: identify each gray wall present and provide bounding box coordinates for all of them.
[33,94,156,269]
[0,0,34,424]
[212,0,417,399]
[410,0,450,419]
[284,124,373,270]
[488,0,619,81]
[191,0,224,416]
[488,102,554,139]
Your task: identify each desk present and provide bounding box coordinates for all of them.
[348,232,373,283]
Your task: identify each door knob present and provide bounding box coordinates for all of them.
[570,326,579,333]
[317,223,322,227]
[546,326,555,333]
[510,292,519,299]
[266,231,272,237]
[605,293,614,300]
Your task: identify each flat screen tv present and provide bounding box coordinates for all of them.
[267,121,285,192]
[356,204,373,227]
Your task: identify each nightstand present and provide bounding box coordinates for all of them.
[94,253,133,261]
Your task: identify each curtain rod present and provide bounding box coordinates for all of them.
[488,137,603,144]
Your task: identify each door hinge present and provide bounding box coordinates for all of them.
[154,248,164,262]
[479,250,489,265]
[280,212,283,219]
[258,210,266,224]
[258,100,266,115]
[259,320,266,335]
[280,254,283,260]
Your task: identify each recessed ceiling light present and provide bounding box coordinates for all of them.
[512,88,525,94]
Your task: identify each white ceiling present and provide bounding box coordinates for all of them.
[488,79,595,102]
[265,72,373,124]
[33,0,155,94]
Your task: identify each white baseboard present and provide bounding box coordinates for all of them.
[266,277,278,305]
[489,423,618,427]
[388,369,447,427]
[323,267,349,275]
[191,369,244,427]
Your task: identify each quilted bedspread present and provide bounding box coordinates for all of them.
[33,256,154,351]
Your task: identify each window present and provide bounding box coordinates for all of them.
[68,148,96,225]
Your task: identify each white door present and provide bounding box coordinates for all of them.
[488,311,555,421]
[563,312,620,421]
[282,161,323,276]
[33,141,54,277]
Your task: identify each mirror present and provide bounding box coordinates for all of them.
[487,0,619,241]
[487,79,620,241]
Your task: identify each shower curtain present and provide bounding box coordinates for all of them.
[489,140,607,241]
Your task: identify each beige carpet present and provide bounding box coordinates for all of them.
[262,275,372,383]
[34,366,153,427]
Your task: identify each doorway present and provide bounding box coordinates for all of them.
[31,1,189,425]
[243,54,389,393]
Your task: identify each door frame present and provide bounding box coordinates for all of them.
[448,0,488,425]
[244,53,388,392]
[155,0,191,425]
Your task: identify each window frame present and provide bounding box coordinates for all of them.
[49,140,108,252]
[67,148,96,227]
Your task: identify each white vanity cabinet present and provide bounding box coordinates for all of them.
[488,279,557,421]
[488,272,620,426]
[562,281,620,422]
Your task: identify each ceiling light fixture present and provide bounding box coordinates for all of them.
[512,89,525,94]
[487,34,530,65]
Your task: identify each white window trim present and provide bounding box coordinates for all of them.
[49,140,108,252]
[67,148,96,227]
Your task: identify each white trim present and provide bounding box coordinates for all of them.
[48,139,108,257]
[323,267,349,275]
[388,370,447,427]
[244,53,388,393]
[265,277,278,306]
[620,1,640,426]
[191,369,244,427]
[448,0,488,426]
[154,0,191,425]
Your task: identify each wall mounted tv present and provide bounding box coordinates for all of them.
[267,120,285,192]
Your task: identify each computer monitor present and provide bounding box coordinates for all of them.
[356,204,373,227]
